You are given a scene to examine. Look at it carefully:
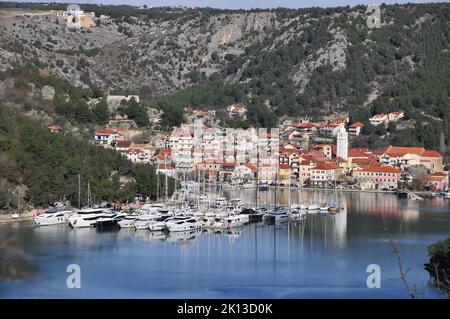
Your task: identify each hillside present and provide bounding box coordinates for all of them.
[0,3,449,149]
[0,104,174,211]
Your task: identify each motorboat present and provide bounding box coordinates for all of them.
[328,202,341,214]
[34,207,72,226]
[289,210,306,220]
[118,214,139,228]
[134,214,161,230]
[239,208,263,223]
[148,215,172,231]
[68,208,112,228]
[95,211,128,230]
[222,215,242,229]
[166,217,203,232]
[263,208,289,224]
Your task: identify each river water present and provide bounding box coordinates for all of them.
[0,190,449,298]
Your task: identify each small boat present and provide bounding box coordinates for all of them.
[328,202,341,213]
[444,193,450,199]
[34,207,72,226]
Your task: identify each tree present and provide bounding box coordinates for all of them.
[119,98,149,127]
[92,99,109,124]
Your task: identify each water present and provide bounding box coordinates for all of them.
[0,190,449,299]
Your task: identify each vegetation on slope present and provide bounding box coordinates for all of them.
[0,106,174,210]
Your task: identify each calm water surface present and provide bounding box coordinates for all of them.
[1,190,449,299]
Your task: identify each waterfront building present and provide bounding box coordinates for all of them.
[310,163,342,187]
[353,166,402,190]
[422,172,449,191]
[379,145,443,173]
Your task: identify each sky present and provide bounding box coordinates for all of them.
[8,0,447,10]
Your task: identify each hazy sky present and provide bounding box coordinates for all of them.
[9,0,446,10]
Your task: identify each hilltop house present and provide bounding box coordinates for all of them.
[94,129,120,146]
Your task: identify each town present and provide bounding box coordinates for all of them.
[82,95,448,195]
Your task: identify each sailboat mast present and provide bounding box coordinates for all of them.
[78,174,81,209]
[156,162,160,202]
[255,142,259,211]
[164,158,168,200]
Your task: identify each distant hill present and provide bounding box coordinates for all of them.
[0,2,449,150]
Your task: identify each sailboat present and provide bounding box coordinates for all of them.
[263,162,288,224]
[329,178,341,214]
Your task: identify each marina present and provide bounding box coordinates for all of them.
[0,189,449,298]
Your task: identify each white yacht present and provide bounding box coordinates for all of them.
[166,217,203,232]
[221,215,242,229]
[68,208,112,228]
[263,209,289,223]
[148,215,172,231]
[95,211,128,230]
[134,214,161,230]
[118,214,139,228]
[34,207,72,226]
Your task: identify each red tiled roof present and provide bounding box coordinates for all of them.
[422,175,446,182]
[291,122,317,128]
[359,166,401,173]
[116,141,132,148]
[385,145,425,156]
[422,150,443,158]
[96,129,117,135]
[312,163,341,171]
[350,122,364,128]
[348,149,369,158]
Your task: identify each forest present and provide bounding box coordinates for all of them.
[0,106,174,210]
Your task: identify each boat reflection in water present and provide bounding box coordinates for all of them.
[166,229,203,243]
[4,189,450,299]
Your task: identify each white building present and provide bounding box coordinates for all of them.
[336,127,348,160]
[94,129,120,146]
[369,114,388,126]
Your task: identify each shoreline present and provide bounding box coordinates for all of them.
[0,188,440,225]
